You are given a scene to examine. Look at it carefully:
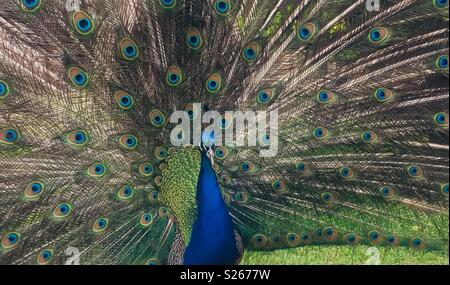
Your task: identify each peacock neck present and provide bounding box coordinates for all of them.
[183,151,239,265]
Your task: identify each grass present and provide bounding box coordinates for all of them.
[242,246,449,265]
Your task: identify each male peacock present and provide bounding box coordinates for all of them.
[0,0,449,265]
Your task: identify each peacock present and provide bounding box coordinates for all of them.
[0,0,448,266]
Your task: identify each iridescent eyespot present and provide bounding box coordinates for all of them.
[149,191,159,203]
[37,249,53,265]
[218,113,233,129]
[368,230,383,245]
[159,0,176,9]
[139,163,153,177]
[241,161,256,174]
[361,131,378,143]
[53,203,72,219]
[0,128,20,145]
[435,55,449,71]
[374,88,394,103]
[155,146,167,160]
[87,163,107,178]
[117,185,135,201]
[316,90,336,105]
[411,237,426,251]
[93,218,109,233]
[24,181,45,200]
[386,234,400,247]
[220,174,232,185]
[321,192,335,204]
[214,146,229,160]
[323,227,339,242]
[259,133,271,147]
[368,27,390,44]
[380,186,396,199]
[68,67,89,89]
[272,180,286,193]
[234,191,249,203]
[434,0,449,9]
[242,42,261,62]
[140,213,154,227]
[313,127,330,140]
[441,183,449,195]
[296,162,310,174]
[213,0,233,15]
[19,0,42,13]
[166,66,184,87]
[286,233,301,247]
[2,232,20,249]
[407,165,423,178]
[297,22,318,42]
[434,112,448,128]
[0,80,10,99]
[206,73,222,94]
[257,89,274,104]
[301,233,312,245]
[186,27,204,50]
[340,167,354,179]
[146,258,160,265]
[72,11,95,36]
[114,90,135,110]
[149,109,166,127]
[119,38,139,61]
[65,130,89,147]
[119,134,138,150]
[343,233,360,245]
[158,207,168,218]
[251,234,268,249]
[185,103,200,120]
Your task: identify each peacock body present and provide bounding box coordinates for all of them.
[0,0,449,265]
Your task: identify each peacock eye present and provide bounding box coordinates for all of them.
[37,249,54,265]
[386,234,399,247]
[368,27,390,44]
[146,258,160,265]
[19,0,42,13]
[166,66,184,87]
[53,203,72,219]
[361,131,378,143]
[119,38,139,61]
[93,218,109,233]
[65,129,89,146]
[242,42,261,62]
[339,167,354,179]
[251,234,268,249]
[297,22,318,42]
[380,186,396,199]
[434,0,449,9]
[68,67,89,89]
[241,161,256,173]
[234,191,249,203]
[119,134,138,150]
[206,73,222,94]
[313,127,330,140]
[441,183,449,195]
[368,230,383,245]
[323,227,339,242]
[155,146,168,160]
[321,192,335,204]
[72,11,95,36]
[0,128,20,145]
[2,232,20,249]
[436,55,448,71]
[407,165,423,178]
[257,88,274,104]
[374,87,394,103]
[317,90,336,105]
[344,233,360,245]
[214,146,229,160]
[272,180,286,193]
[149,109,166,127]
[186,27,204,50]
[434,112,448,128]
[0,80,10,99]
[140,213,154,227]
[117,185,135,201]
[159,0,176,9]
[213,0,233,15]
[411,237,426,251]
[24,181,45,200]
[87,163,107,178]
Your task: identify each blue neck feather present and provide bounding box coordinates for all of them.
[183,152,238,265]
